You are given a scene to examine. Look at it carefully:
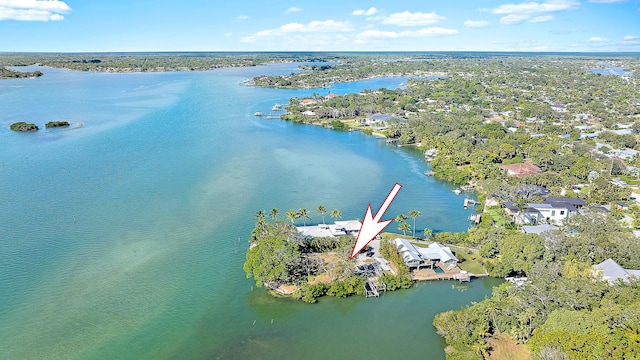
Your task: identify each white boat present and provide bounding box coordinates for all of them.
[453,189,461,195]
[254,112,263,116]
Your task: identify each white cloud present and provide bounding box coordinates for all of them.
[623,35,638,40]
[241,20,353,42]
[493,0,579,25]
[588,36,609,42]
[355,27,458,43]
[352,7,377,16]
[588,0,627,3]
[493,0,580,15]
[236,15,249,20]
[224,33,232,37]
[464,20,489,27]
[285,7,302,14]
[0,0,71,21]
[500,14,530,24]
[529,15,554,22]
[381,11,445,26]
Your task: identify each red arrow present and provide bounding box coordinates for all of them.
[350,183,402,259]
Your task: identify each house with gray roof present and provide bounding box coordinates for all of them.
[522,224,558,234]
[393,238,458,268]
[296,220,361,239]
[365,113,395,127]
[592,258,640,284]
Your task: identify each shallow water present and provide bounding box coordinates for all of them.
[0,64,492,359]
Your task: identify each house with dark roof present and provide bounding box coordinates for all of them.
[504,197,585,225]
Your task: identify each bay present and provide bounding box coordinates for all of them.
[0,63,495,359]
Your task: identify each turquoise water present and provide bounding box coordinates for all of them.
[0,64,495,359]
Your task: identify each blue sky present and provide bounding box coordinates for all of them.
[0,0,638,52]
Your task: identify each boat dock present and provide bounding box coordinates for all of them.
[411,263,472,282]
[365,276,386,297]
[463,198,477,208]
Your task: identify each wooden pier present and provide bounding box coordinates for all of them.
[365,276,386,297]
[453,272,471,282]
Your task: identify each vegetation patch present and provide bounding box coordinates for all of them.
[45,121,70,128]
[9,122,39,132]
[486,334,531,360]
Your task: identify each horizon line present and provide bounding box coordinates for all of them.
[1,50,640,55]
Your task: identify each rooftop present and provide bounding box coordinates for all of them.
[593,258,640,283]
[500,163,541,177]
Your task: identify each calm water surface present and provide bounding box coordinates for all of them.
[0,64,497,359]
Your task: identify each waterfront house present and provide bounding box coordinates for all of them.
[505,197,585,225]
[365,113,395,127]
[393,238,458,268]
[296,220,361,239]
[394,238,423,267]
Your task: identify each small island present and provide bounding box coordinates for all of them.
[9,122,39,132]
[45,121,70,129]
[0,67,43,79]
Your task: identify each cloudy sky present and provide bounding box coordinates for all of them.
[0,0,638,52]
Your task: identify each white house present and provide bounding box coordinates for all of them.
[296,220,361,239]
[364,113,395,127]
[393,238,458,268]
[505,198,585,225]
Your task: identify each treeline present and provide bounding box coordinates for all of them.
[0,67,42,79]
[0,53,338,73]
[430,209,640,359]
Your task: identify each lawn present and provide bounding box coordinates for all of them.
[451,248,487,275]
[485,207,509,227]
[458,259,486,275]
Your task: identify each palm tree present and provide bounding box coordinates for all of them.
[409,209,421,237]
[423,228,432,239]
[298,208,310,226]
[395,213,407,224]
[270,208,280,221]
[330,209,342,222]
[398,221,411,236]
[255,210,267,223]
[316,205,327,224]
[285,209,298,225]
